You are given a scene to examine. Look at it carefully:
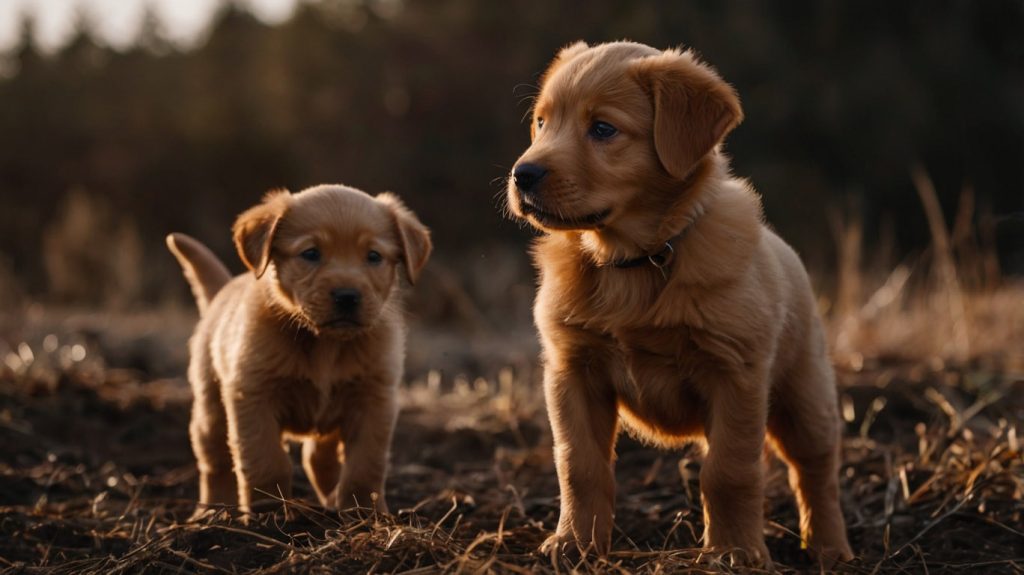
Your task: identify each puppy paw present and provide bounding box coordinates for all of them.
[187,506,219,523]
[539,530,609,559]
[335,488,389,514]
[707,541,772,569]
[539,531,577,558]
[250,497,292,516]
[811,542,854,567]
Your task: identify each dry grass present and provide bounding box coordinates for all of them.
[0,311,1022,573]
[827,168,1023,374]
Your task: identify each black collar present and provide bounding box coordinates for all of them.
[598,168,706,272]
[600,207,704,271]
[603,233,683,270]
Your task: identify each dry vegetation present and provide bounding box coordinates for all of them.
[1,320,1021,574]
[1,181,1022,574]
[0,315,1021,574]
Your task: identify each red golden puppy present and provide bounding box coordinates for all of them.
[167,185,430,518]
[507,41,853,566]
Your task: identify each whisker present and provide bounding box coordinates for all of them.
[517,95,538,107]
[511,83,539,97]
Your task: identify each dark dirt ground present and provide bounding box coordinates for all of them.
[0,321,1022,574]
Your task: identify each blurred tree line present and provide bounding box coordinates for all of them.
[0,0,1021,308]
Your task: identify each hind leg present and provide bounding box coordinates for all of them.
[188,356,237,517]
[302,433,341,507]
[769,352,853,564]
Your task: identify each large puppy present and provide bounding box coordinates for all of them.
[508,42,853,565]
[167,185,430,516]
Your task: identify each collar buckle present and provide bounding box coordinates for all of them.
[607,236,680,272]
[648,242,674,269]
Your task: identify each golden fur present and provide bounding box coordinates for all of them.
[508,41,853,566]
[167,184,431,517]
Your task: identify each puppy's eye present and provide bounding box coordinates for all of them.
[536,117,545,130]
[367,250,383,265]
[589,121,618,140]
[299,247,321,263]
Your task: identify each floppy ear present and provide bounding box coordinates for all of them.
[531,41,590,140]
[232,189,289,278]
[376,192,432,285]
[631,49,743,180]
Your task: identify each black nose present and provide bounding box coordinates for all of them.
[513,163,547,194]
[331,288,361,313]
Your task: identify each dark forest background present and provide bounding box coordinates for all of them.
[0,0,1022,312]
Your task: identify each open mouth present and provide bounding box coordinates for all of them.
[520,201,610,230]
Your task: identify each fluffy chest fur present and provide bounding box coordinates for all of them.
[536,235,771,368]
[532,181,790,443]
[272,342,360,435]
[536,261,735,442]
[208,296,403,437]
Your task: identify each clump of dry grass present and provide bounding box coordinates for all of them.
[827,167,1023,374]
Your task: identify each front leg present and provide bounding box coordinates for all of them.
[334,386,398,513]
[700,370,771,566]
[540,344,619,556]
[222,386,292,514]
[302,432,341,507]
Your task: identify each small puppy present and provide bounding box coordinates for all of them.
[167,184,431,516]
[508,42,853,565]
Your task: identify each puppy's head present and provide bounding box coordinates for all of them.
[233,185,431,337]
[507,41,742,234]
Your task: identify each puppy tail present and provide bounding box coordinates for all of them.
[166,233,232,316]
